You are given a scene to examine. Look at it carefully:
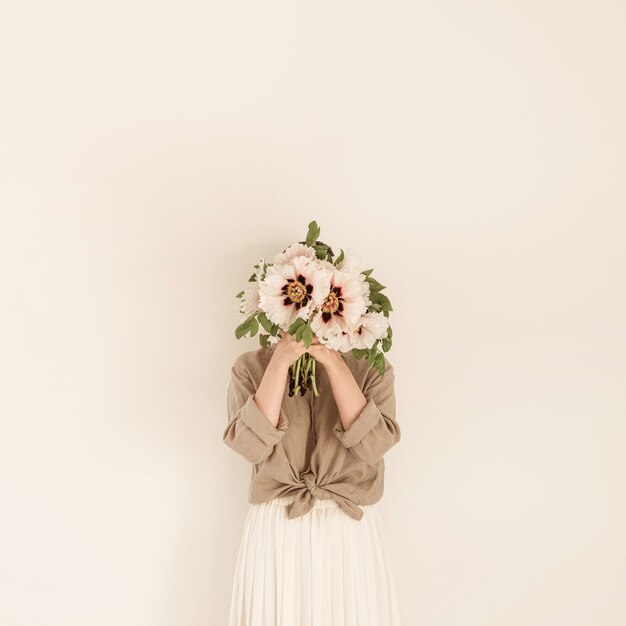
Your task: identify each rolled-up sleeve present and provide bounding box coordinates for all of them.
[223,359,288,464]
[332,360,401,464]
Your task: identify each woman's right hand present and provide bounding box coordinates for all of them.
[272,330,309,368]
[255,330,307,428]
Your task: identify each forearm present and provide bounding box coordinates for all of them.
[325,358,368,430]
[253,354,290,427]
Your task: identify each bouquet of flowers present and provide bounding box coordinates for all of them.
[234,220,393,396]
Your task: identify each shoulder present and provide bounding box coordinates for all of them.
[231,346,273,375]
[343,350,394,389]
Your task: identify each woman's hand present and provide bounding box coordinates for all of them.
[306,336,344,371]
[272,330,309,369]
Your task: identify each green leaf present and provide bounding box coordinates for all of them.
[302,324,313,348]
[366,276,386,292]
[305,220,320,246]
[354,348,368,359]
[248,316,259,337]
[295,323,305,342]
[288,317,305,334]
[370,291,393,312]
[313,244,328,259]
[257,311,273,333]
[334,248,344,266]
[239,313,259,338]
[235,320,249,339]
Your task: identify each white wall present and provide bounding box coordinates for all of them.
[1,1,625,625]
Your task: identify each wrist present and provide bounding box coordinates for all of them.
[324,351,347,376]
[270,351,294,373]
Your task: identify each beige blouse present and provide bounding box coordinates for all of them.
[223,343,401,521]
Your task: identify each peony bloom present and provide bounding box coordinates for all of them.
[310,265,368,339]
[236,257,268,322]
[273,242,317,265]
[336,249,371,306]
[320,317,354,353]
[237,283,261,322]
[259,255,331,328]
[346,310,390,350]
[335,247,367,275]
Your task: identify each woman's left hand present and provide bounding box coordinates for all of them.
[306,337,344,371]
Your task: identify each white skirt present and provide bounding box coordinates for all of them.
[227,494,403,626]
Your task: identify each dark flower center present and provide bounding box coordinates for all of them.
[321,286,344,322]
[283,274,313,309]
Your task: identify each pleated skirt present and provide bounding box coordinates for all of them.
[227,494,403,626]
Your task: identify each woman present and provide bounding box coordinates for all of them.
[224,330,403,626]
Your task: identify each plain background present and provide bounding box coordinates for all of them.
[1,1,625,625]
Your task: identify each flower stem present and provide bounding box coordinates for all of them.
[311,357,319,396]
[295,355,303,391]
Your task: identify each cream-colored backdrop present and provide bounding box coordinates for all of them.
[1,1,625,625]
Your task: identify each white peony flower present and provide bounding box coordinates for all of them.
[346,310,390,350]
[309,266,368,338]
[321,317,355,353]
[237,283,261,321]
[335,247,367,274]
[273,242,317,265]
[259,255,332,328]
[335,248,371,307]
[237,257,269,322]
